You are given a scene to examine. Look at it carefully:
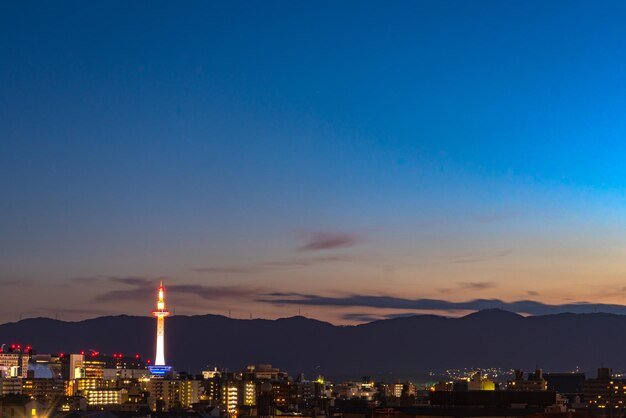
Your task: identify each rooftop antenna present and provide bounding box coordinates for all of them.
[228,309,231,318]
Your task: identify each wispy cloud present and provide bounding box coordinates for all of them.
[259,293,626,316]
[193,231,363,274]
[297,232,360,252]
[75,276,258,303]
[169,284,257,299]
[94,285,257,303]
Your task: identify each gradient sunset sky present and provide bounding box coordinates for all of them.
[3,1,626,324]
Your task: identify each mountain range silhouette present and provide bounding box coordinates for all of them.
[0,309,619,379]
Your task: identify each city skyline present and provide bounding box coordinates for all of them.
[4,1,626,325]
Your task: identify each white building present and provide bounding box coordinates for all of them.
[0,353,28,378]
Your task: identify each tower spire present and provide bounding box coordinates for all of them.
[150,281,171,376]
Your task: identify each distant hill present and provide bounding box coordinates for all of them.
[0,309,621,378]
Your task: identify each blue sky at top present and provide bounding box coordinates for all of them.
[2,1,626,323]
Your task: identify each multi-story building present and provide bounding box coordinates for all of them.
[58,396,88,412]
[124,384,150,409]
[83,358,105,379]
[545,372,586,395]
[0,378,23,395]
[66,378,114,396]
[144,379,179,411]
[67,354,85,379]
[29,354,63,379]
[392,382,403,398]
[22,378,65,403]
[180,379,201,408]
[221,381,239,414]
[271,381,293,406]
[336,379,378,401]
[201,376,221,403]
[467,372,496,391]
[243,364,289,382]
[507,369,548,391]
[293,373,316,404]
[432,381,453,391]
[405,382,417,397]
[86,388,129,407]
[242,380,256,406]
[103,368,150,380]
[312,376,330,399]
[0,353,28,378]
[142,378,200,411]
[202,368,221,380]
[583,367,626,411]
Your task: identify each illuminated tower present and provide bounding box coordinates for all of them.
[149,281,172,376]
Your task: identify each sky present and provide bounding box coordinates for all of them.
[3,0,626,324]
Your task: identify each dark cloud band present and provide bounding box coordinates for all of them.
[83,277,258,303]
[260,293,626,316]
